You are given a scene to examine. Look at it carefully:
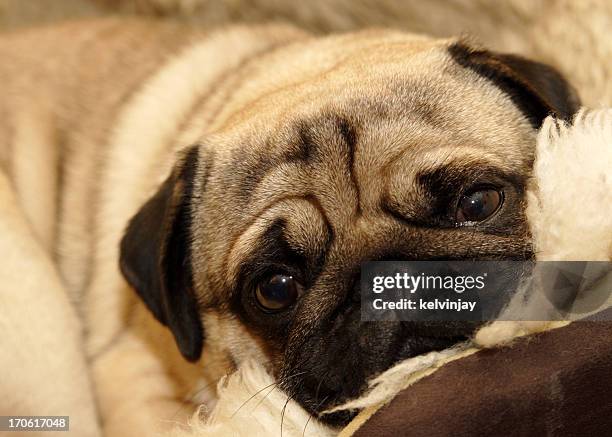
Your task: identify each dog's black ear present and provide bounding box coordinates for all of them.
[120,145,203,362]
[449,42,581,127]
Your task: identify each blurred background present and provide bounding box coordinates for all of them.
[0,0,99,30]
[0,0,610,105]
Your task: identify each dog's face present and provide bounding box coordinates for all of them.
[120,32,579,424]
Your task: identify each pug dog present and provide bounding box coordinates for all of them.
[0,17,579,436]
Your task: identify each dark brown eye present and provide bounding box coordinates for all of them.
[456,187,503,224]
[255,274,303,311]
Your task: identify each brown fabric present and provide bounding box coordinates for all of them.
[353,322,612,437]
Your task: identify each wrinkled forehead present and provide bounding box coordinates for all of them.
[209,33,536,175]
[194,35,538,285]
[211,66,535,214]
[208,31,535,144]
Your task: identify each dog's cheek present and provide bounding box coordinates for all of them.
[202,310,277,369]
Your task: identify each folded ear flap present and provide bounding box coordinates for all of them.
[449,42,581,127]
[120,145,203,362]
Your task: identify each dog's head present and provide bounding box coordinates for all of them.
[120,32,579,424]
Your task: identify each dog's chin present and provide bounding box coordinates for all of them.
[283,332,471,427]
[287,387,360,428]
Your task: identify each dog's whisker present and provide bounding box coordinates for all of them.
[231,381,278,418]
[280,392,295,437]
[249,369,306,412]
[314,370,330,408]
[231,370,307,418]
[302,395,330,437]
[250,381,279,411]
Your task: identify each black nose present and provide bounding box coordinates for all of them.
[283,264,484,427]
[282,306,479,426]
